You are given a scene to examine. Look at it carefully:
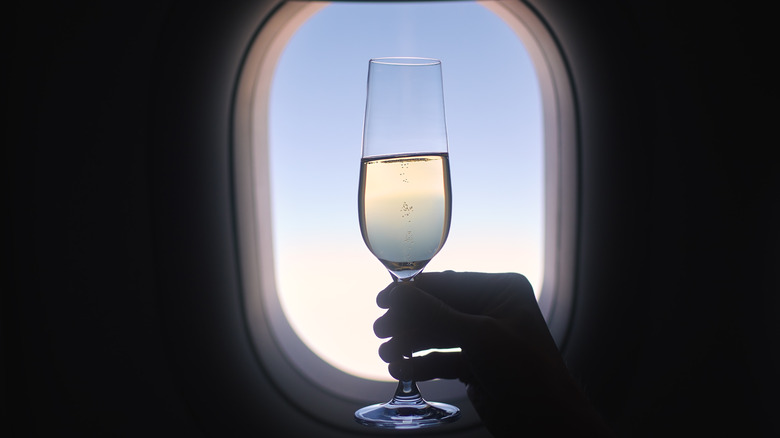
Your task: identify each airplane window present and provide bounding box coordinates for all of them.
[268,1,543,382]
[233,0,576,427]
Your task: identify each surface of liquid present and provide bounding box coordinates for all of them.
[358,153,452,280]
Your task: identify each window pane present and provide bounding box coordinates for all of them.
[268,1,543,381]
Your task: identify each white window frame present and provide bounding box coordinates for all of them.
[232,0,578,431]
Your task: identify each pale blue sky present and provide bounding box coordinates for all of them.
[267,1,543,380]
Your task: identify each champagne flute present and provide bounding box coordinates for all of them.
[355,57,460,428]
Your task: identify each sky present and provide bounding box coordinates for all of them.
[267,1,543,381]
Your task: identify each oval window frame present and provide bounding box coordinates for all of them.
[232,0,578,431]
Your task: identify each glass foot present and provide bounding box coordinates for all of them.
[354,380,460,429]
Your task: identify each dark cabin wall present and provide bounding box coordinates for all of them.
[6,1,196,435]
[6,0,777,436]
[7,1,338,437]
[528,0,777,435]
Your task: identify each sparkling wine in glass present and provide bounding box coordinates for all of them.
[355,57,459,429]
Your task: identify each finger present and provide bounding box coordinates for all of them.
[374,301,459,341]
[374,283,438,338]
[378,335,424,363]
[414,271,536,317]
[378,337,405,363]
[375,284,468,344]
[388,351,472,382]
[373,304,421,339]
[373,311,392,339]
[377,326,461,363]
[376,282,398,309]
[373,303,402,339]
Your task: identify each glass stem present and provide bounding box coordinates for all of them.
[390,379,425,406]
[389,275,425,405]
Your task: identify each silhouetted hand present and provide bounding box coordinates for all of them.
[373,271,613,437]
